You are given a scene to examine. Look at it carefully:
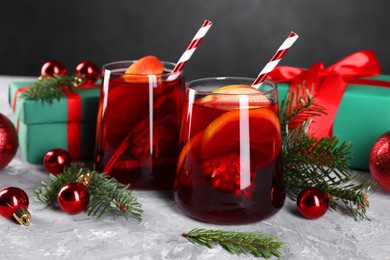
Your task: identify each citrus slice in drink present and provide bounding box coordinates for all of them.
[102,82,148,146]
[197,84,271,110]
[201,108,282,166]
[103,55,166,144]
[176,131,203,174]
[124,55,164,83]
[175,131,204,187]
[198,108,281,195]
[125,55,164,75]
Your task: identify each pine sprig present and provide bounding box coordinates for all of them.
[34,163,83,205]
[280,83,326,136]
[34,163,143,221]
[86,173,143,221]
[183,228,284,259]
[19,74,85,103]
[281,85,374,220]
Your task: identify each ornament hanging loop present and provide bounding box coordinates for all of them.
[76,172,92,186]
[13,207,31,226]
[37,75,47,81]
[72,75,87,87]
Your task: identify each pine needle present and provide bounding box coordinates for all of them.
[183,228,284,259]
[19,74,85,103]
[280,83,374,220]
[86,173,143,221]
[34,163,143,221]
[34,163,82,205]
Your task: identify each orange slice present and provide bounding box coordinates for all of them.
[125,55,164,75]
[103,84,148,134]
[197,84,271,110]
[124,55,164,83]
[175,131,204,187]
[176,131,204,175]
[201,108,282,167]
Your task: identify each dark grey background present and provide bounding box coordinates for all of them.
[0,1,389,80]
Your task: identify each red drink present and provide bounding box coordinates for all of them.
[94,60,184,189]
[174,78,285,224]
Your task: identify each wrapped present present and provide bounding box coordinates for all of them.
[8,81,100,164]
[271,50,390,170]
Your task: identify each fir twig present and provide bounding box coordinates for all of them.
[182,228,284,259]
[19,74,85,103]
[279,82,326,139]
[34,163,143,221]
[86,172,143,221]
[34,163,82,205]
[280,84,374,220]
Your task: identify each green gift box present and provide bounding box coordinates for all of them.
[8,81,100,164]
[278,74,390,171]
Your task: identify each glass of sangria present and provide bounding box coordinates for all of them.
[94,56,184,189]
[174,77,285,224]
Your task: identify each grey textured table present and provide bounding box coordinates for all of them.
[0,75,389,260]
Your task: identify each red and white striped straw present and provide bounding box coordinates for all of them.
[251,31,299,88]
[171,20,213,73]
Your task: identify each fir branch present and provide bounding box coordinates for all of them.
[281,85,374,220]
[34,163,82,205]
[317,181,373,220]
[34,163,143,221]
[279,83,326,137]
[86,172,143,221]
[183,228,284,259]
[19,74,85,103]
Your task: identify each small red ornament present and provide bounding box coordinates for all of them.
[57,182,90,214]
[297,187,329,219]
[0,113,18,169]
[0,187,31,225]
[75,61,100,84]
[369,131,390,192]
[43,148,72,175]
[41,60,67,77]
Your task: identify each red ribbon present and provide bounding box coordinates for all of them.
[62,90,82,160]
[12,86,32,132]
[12,86,31,112]
[268,50,390,139]
[13,86,86,160]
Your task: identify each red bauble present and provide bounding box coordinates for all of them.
[0,113,18,169]
[41,60,67,77]
[369,131,390,192]
[75,61,100,84]
[297,187,329,219]
[57,182,90,214]
[43,148,72,174]
[0,187,31,225]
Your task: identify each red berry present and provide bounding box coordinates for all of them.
[201,153,254,194]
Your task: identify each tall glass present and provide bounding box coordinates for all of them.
[174,77,285,224]
[94,61,184,189]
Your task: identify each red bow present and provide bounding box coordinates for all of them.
[268,50,390,138]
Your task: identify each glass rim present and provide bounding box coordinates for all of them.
[102,60,182,76]
[186,77,277,96]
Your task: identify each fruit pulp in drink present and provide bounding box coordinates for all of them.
[94,69,184,189]
[174,92,285,223]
